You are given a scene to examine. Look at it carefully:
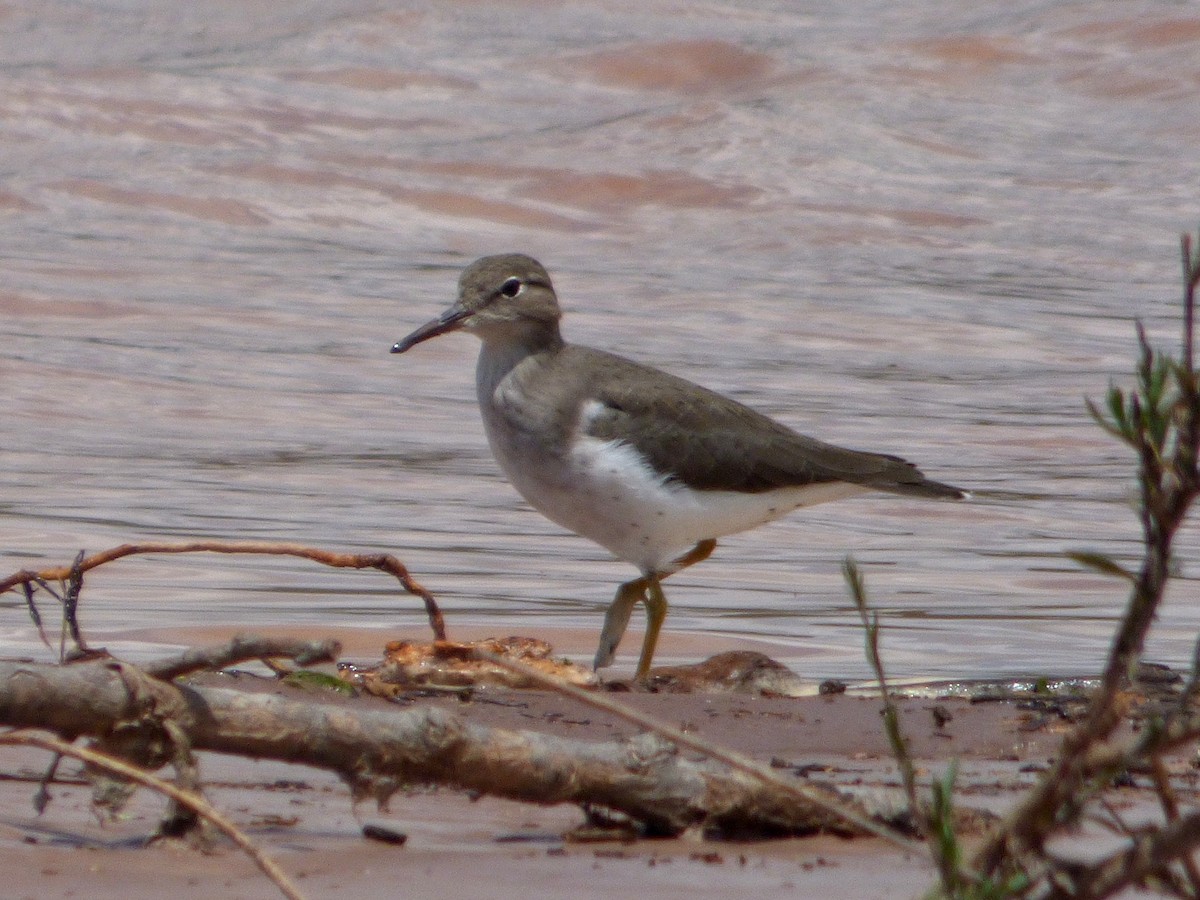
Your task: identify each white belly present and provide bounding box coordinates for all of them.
[487,427,868,575]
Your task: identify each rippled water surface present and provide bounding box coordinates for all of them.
[3,0,1200,679]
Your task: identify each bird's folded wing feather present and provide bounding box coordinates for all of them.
[571,349,960,499]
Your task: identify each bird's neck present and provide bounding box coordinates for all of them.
[479,318,564,358]
[474,322,565,404]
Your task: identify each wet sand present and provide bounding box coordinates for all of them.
[1,627,1189,900]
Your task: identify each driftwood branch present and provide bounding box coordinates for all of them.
[0,653,889,838]
[142,635,342,681]
[0,541,445,642]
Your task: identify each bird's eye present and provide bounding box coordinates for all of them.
[499,277,523,298]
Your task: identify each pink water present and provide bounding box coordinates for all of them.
[3,0,1199,679]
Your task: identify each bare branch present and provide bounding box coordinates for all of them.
[20,580,50,649]
[1042,809,1200,900]
[62,549,87,654]
[142,634,342,681]
[1183,235,1193,371]
[1148,753,1200,894]
[1,541,445,641]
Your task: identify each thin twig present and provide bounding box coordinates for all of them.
[62,550,87,656]
[1,541,445,640]
[472,648,922,852]
[1042,809,1200,900]
[21,581,50,649]
[1090,797,1133,837]
[33,751,61,815]
[0,731,306,900]
[1174,636,1200,718]
[1182,231,1198,373]
[1148,752,1200,894]
[142,634,342,681]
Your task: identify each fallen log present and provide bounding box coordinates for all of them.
[0,652,886,838]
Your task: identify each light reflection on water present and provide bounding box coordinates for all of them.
[2,0,1199,680]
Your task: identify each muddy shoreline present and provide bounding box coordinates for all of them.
[2,627,1190,900]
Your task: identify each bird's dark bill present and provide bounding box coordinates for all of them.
[391,305,470,353]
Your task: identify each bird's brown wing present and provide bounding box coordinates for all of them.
[569,347,962,499]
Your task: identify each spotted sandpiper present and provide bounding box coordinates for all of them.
[392,254,964,680]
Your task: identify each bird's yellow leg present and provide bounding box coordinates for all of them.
[594,539,719,677]
[594,576,648,670]
[670,538,716,573]
[635,575,668,681]
[633,539,717,679]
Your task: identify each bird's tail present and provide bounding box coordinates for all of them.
[883,476,968,500]
[852,452,967,500]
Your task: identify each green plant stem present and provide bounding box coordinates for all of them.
[843,558,919,817]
